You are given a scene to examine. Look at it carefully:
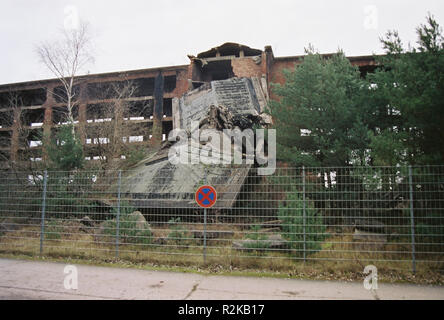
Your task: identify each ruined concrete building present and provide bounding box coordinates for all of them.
[0,43,376,166]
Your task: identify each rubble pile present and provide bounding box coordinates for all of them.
[198,105,272,131]
[116,77,273,209]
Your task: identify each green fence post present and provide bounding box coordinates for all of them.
[302,166,306,263]
[408,165,416,274]
[116,170,122,259]
[39,170,48,256]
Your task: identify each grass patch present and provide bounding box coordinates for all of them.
[0,223,443,285]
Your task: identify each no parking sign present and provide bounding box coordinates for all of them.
[195,185,217,208]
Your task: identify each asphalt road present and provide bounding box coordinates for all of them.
[0,258,443,300]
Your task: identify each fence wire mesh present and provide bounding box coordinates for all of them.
[0,165,443,273]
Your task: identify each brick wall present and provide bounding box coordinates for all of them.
[269,58,301,100]
[172,69,189,97]
[270,59,301,86]
[231,57,263,78]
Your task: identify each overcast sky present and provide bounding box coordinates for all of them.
[1,0,443,85]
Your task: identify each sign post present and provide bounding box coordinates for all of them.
[195,185,217,263]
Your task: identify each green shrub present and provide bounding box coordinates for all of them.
[394,212,444,243]
[45,125,84,171]
[241,225,272,253]
[45,171,97,219]
[241,241,272,252]
[245,224,267,241]
[278,187,326,256]
[104,202,152,245]
[124,145,146,167]
[45,219,63,240]
[167,218,190,245]
[416,222,444,243]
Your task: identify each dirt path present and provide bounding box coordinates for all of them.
[0,258,443,300]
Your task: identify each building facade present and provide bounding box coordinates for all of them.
[0,43,376,165]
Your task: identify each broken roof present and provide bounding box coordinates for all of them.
[196,42,263,59]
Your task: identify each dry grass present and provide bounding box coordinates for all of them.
[1,224,443,285]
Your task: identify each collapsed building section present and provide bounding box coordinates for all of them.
[119,75,272,208]
[176,77,267,129]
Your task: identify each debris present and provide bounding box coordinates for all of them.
[0,220,19,235]
[198,105,234,130]
[258,227,281,233]
[259,219,282,226]
[352,230,387,242]
[354,218,386,233]
[80,216,94,227]
[192,230,234,239]
[79,215,94,233]
[116,77,272,209]
[153,236,168,245]
[232,233,288,251]
[353,229,387,251]
[199,105,266,131]
[258,113,272,126]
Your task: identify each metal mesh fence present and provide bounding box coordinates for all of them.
[0,165,443,273]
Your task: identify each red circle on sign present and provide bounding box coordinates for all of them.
[195,185,217,208]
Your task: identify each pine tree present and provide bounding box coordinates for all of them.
[269,47,370,167]
[368,13,444,165]
[45,125,84,171]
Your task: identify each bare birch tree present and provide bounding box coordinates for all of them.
[36,21,94,130]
